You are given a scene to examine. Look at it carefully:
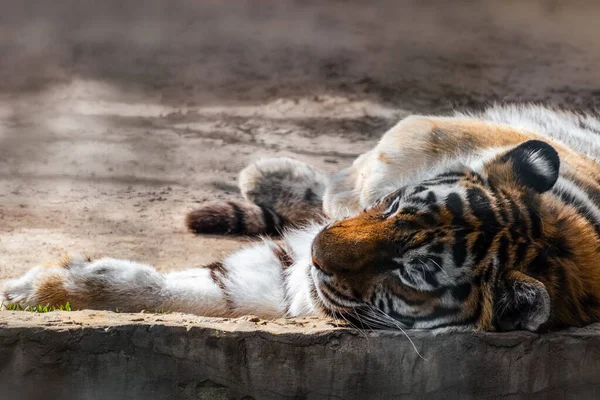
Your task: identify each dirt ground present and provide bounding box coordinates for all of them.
[3,0,600,279]
[0,87,399,276]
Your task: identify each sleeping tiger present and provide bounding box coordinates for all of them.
[4,104,600,333]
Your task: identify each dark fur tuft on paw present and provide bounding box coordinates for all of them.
[186,201,283,236]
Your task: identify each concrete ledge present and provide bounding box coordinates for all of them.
[0,311,599,399]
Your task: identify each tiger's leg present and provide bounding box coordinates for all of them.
[325,115,533,218]
[187,157,329,236]
[1,240,298,318]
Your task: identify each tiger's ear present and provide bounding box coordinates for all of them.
[494,270,550,331]
[488,140,560,193]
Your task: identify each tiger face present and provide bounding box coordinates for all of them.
[310,140,560,332]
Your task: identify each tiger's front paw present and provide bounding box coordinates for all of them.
[1,264,70,308]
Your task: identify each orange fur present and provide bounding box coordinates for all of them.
[35,274,69,307]
[314,117,600,331]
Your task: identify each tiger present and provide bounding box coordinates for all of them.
[4,104,600,333]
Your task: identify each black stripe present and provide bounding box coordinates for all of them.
[482,258,496,284]
[507,197,521,224]
[404,231,436,251]
[577,118,600,135]
[411,185,428,195]
[467,171,486,185]
[436,171,468,179]
[208,263,235,310]
[405,191,438,207]
[418,212,439,226]
[399,206,420,215]
[546,225,573,258]
[319,285,351,310]
[384,294,401,315]
[429,203,441,214]
[259,205,278,234]
[273,244,294,269]
[429,241,445,254]
[497,234,510,267]
[467,187,499,229]
[526,251,547,277]
[445,193,470,268]
[524,199,542,238]
[386,294,394,315]
[472,230,495,266]
[390,305,461,325]
[322,281,359,305]
[506,197,524,239]
[552,187,600,237]
[375,296,387,313]
[205,261,227,274]
[394,232,418,253]
[571,175,600,203]
[446,192,465,225]
[423,178,460,186]
[426,191,437,203]
[307,268,319,303]
[397,264,417,286]
[227,201,246,234]
[421,265,439,287]
[493,189,510,225]
[514,242,528,268]
[394,219,423,230]
[453,229,468,268]
[383,199,401,218]
[450,282,472,302]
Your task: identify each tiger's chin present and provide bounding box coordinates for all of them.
[311,266,482,333]
[311,266,416,331]
[316,301,475,334]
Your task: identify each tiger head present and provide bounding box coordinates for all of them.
[310,140,561,332]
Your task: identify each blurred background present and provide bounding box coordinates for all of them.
[2,0,600,277]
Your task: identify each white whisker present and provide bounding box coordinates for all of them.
[428,257,450,278]
[364,304,426,360]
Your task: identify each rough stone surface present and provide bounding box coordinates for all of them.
[0,311,599,400]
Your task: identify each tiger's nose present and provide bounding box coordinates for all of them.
[311,228,342,275]
[311,222,380,275]
[311,254,332,276]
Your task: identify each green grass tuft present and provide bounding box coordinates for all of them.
[3,301,170,314]
[3,301,72,313]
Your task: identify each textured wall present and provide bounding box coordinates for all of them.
[0,312,599,400]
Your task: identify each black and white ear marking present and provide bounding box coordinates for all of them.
[494,271,550,332]
[500,140,560,193]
